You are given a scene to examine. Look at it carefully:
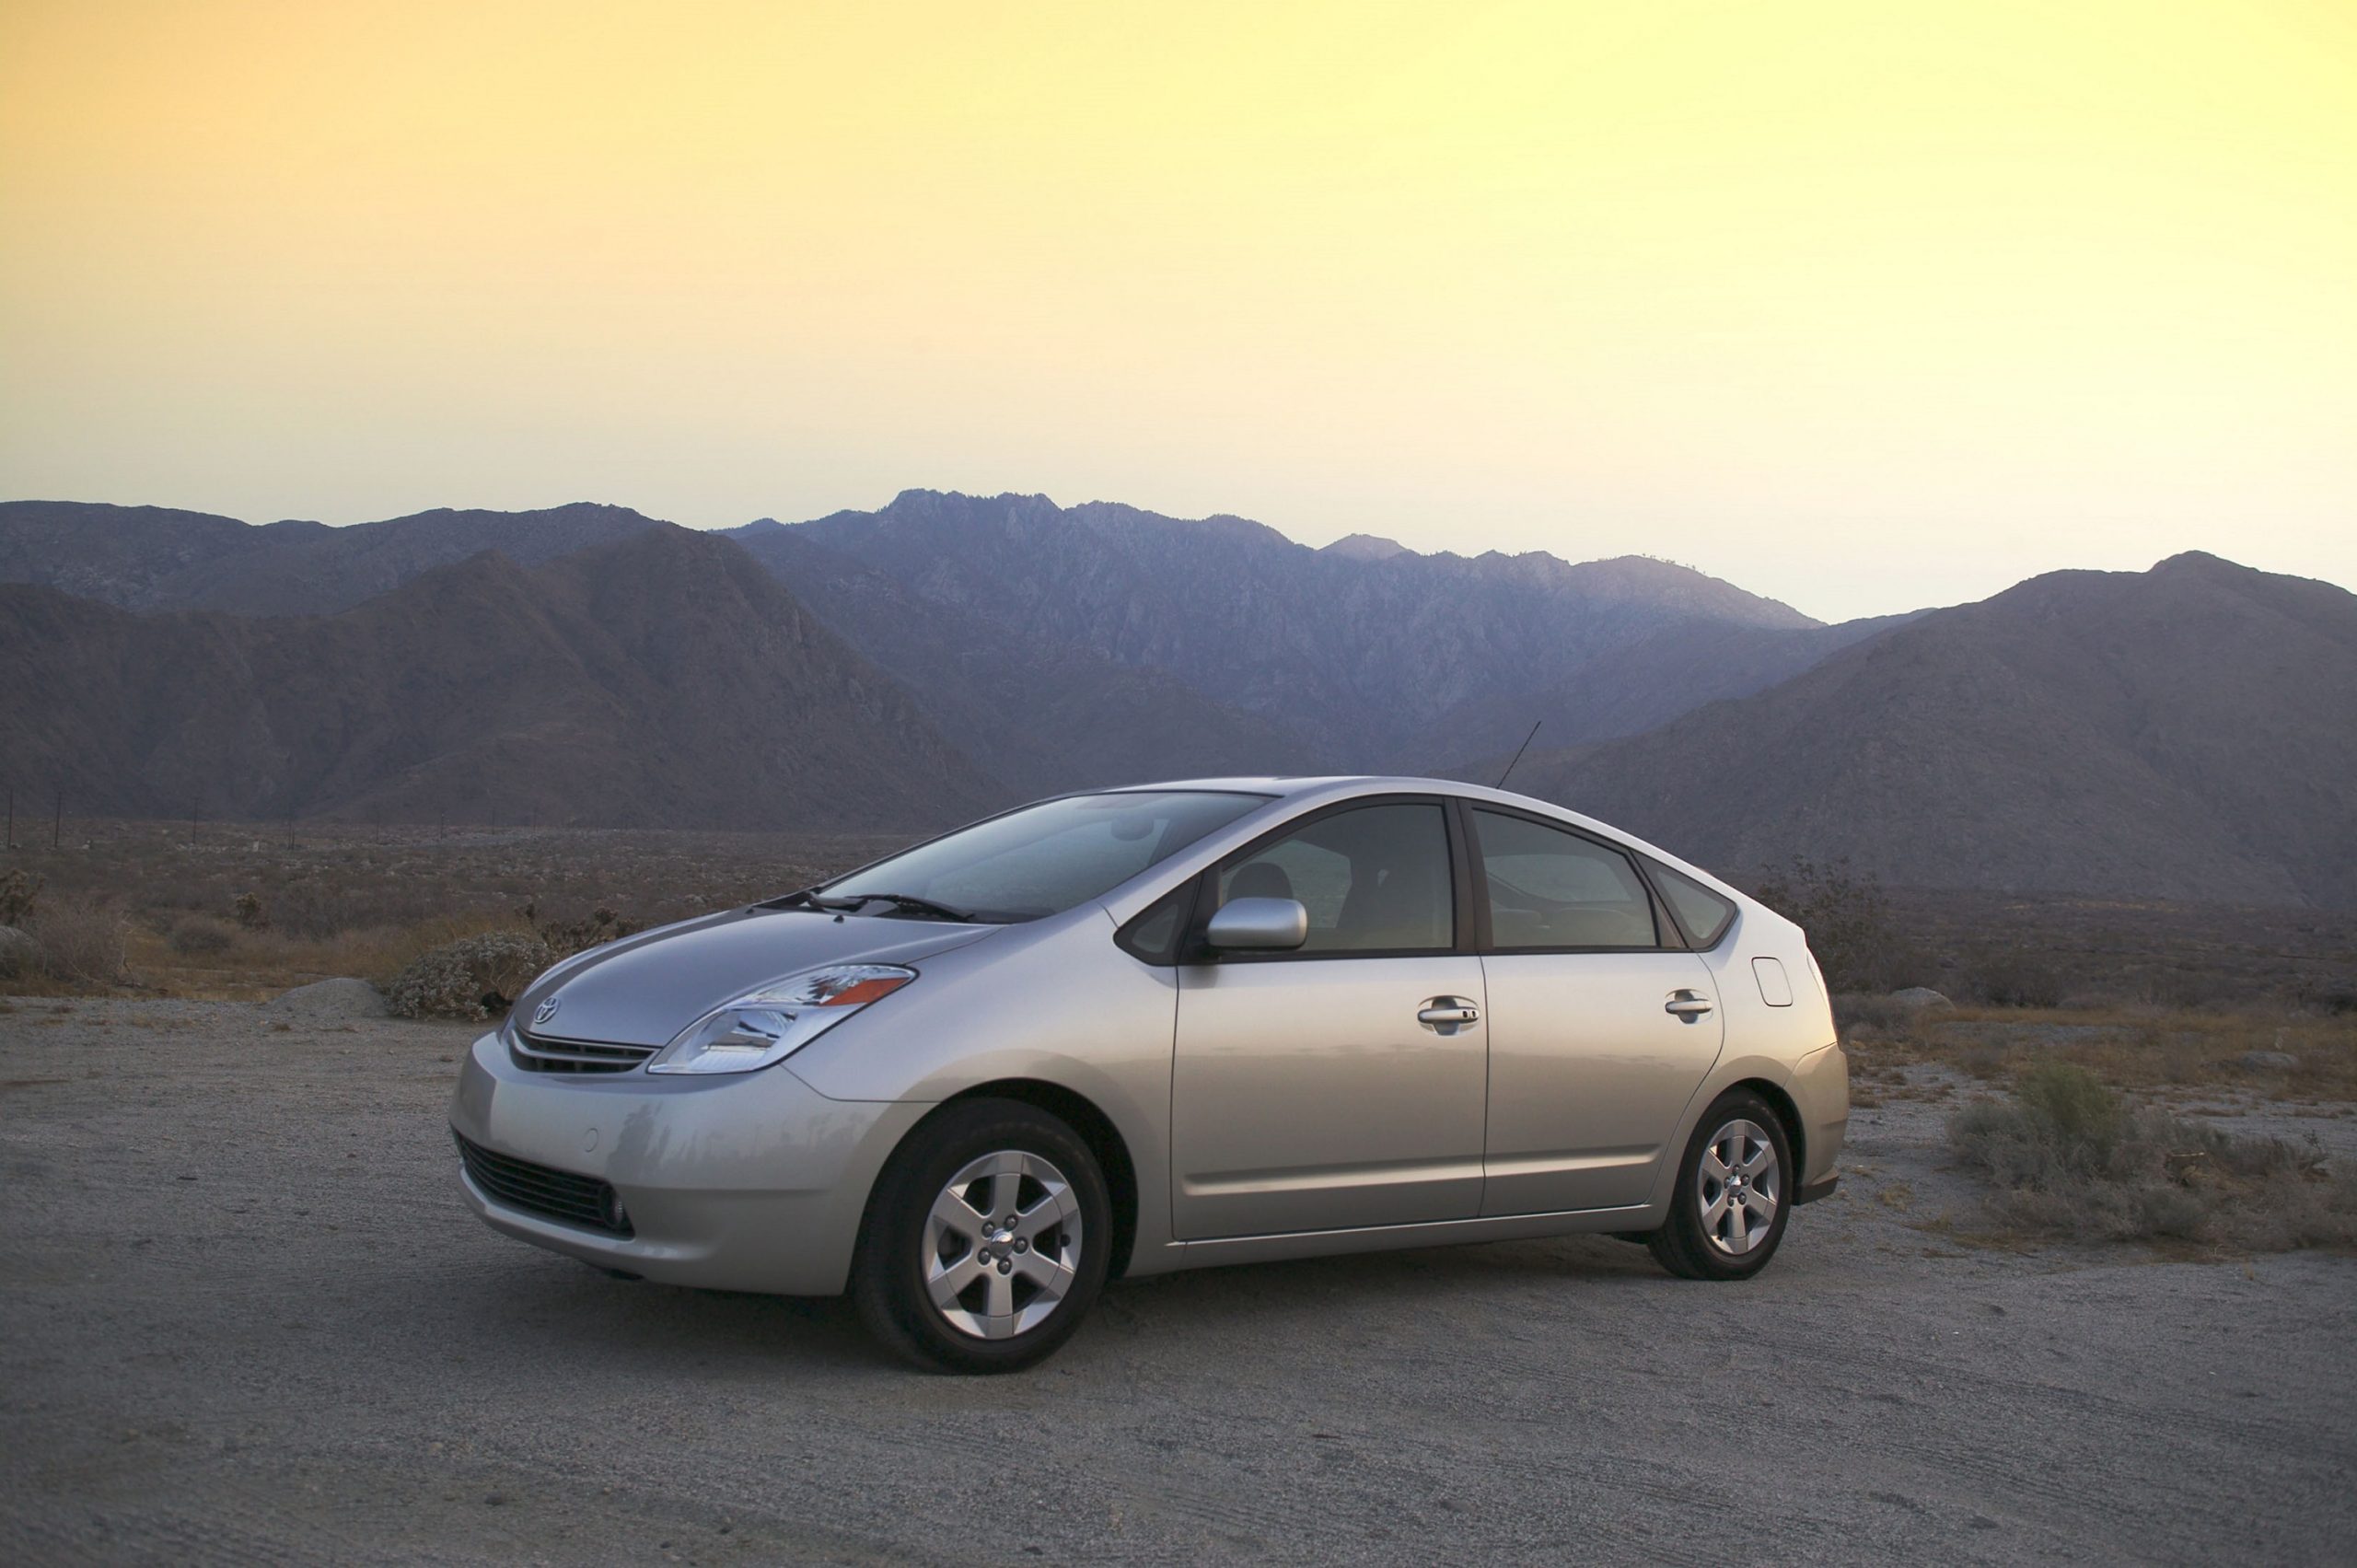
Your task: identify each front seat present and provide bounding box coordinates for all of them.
[1336,854,1446,949]
[1226,861,1295,905]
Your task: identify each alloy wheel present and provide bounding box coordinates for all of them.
[922,1149,1085,1340]
[1697,1118,1781,1257]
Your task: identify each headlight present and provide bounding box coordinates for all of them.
[645,964,916,1075]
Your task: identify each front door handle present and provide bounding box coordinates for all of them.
[1665,991,1714,1019]
[1417,998,1480,1030]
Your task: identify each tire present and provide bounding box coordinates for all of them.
[1645,1090,1794,1282]
[851,1098,1112,1374]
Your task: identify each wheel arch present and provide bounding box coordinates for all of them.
[927,1078,1141,1279]
[1724,1075,1805,1178]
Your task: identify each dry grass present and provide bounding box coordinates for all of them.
[121,910,540,1001]
[0,894,129,993]
[4,818,899,1000]
[1949,1063,2357,1249]
[1841,998,2357,1107]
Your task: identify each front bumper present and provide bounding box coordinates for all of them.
[447,1029,928,1295]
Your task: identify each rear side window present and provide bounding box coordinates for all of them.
[1469,809,1657,949]
[1647,860,1737,947]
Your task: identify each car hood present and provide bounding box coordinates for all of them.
[517,907,1004,1048]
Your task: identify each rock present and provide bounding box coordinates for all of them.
[1889,987,1954,1010]
[385,932,556,1021]
[0,924,36,977]
[261,977,389,1021]
[2235,1050,2299,1072]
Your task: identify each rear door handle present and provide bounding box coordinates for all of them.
[1417,999,1480,1028]
[1665,991,1714,1018]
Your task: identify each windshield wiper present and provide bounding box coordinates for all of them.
[830,891,980,923]
[762,888,981,922]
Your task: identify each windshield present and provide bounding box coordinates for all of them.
[822,791,1271,921]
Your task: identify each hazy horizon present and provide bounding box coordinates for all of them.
[8,484,2331,628]
[5,1,2352,623]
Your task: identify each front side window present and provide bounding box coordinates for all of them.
[1216,801,1453,954]
[1471,808,1658,949]
[826,791,1268,921]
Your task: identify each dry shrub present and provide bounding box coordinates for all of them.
[9,896,128,989]
[1964,947,2064,1008]
[519,900,635,958]
[169,915,238,957]
[1750,857,1931,993]
[0,869,42,925]
[1832,992,1909,1037]
[1950,1062,2357,1249]
[385,931,555,1020]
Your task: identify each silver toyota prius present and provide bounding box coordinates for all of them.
[450,777,1848,1372]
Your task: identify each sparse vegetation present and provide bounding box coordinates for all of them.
[1949,1063,2357,1249]
[168,915,237,957]
[0,868,41,925]
[385,931,557,1021]
[1961,945,2065,1008]
[1841,1000,2357,1104]
[0,818,896,1000]
[1750,856,1930,993]
[4,895,128,990]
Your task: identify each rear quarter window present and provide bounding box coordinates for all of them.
[1647,860,1737,947]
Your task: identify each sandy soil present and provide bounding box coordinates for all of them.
[3,999,2351,1565]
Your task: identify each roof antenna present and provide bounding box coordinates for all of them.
[1493,720,1542,790]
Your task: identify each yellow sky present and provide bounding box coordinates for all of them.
[3,0,2351,620]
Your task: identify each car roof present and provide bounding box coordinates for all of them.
[1096,775,1747,905]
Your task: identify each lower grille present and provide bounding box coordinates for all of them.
[511,1030,658,1074]
[454,1131,633,1237]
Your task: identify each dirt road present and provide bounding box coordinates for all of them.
[4,1000,2351,1564]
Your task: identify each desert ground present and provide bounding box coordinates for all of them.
[3,995,2352,1566]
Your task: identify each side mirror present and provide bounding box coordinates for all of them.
[1203,897,1309,953]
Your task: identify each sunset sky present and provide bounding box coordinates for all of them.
[2,0,2351,621]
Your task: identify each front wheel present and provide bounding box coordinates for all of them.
[1646,1091,1793,1281]
[851,1098,1111,1373]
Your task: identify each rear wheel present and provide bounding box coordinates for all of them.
[1646,1091,1793,1281]
[852,1098,1111,1373]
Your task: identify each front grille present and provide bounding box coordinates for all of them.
[454,1131,633,1237]
[511,1029,657,1074]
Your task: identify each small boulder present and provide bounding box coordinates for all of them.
[0,924,36,978]
[2234,1050,2299,1073]
[261,977,389,1022]
[1889,987,1954,1011]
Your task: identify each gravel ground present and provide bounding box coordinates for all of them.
[4,999,2353,1565]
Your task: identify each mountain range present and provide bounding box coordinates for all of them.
[1,494,2350,906]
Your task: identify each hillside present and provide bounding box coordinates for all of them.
[728,523,1316,793]
[0,526,999,830]
[772,490,1821,761]
[5,495,1869,773]
[1416,610,1919,768]
[1513,553,2357,906]
[0,500,663,616]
